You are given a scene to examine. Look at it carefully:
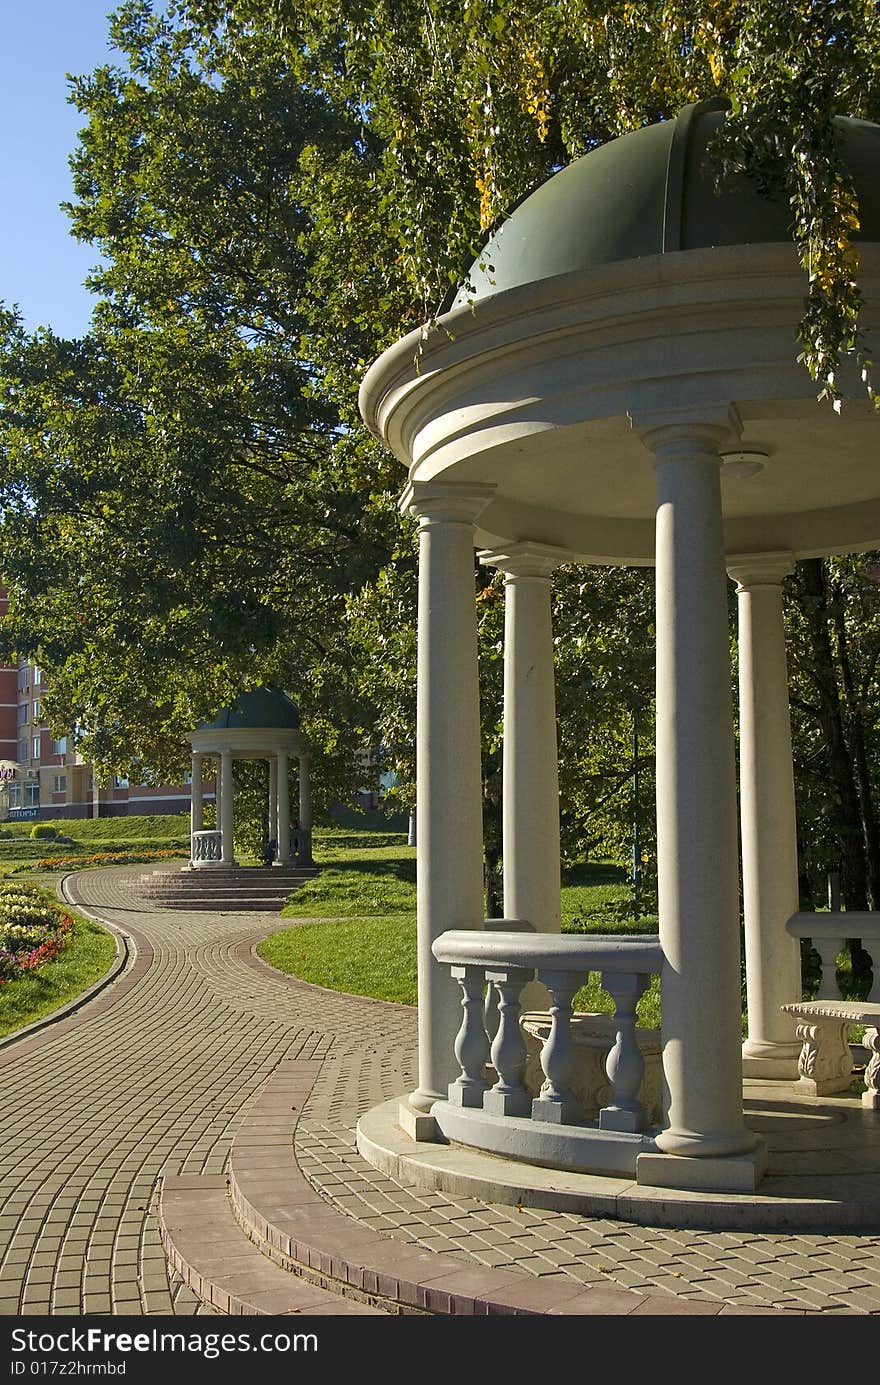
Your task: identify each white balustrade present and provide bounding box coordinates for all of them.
[787,913,880,1003]
[190,829,223,867]
[431,928,663,1175]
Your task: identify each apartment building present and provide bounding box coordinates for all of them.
[0,654,192,822]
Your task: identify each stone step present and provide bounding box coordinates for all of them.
[142,897,292,911]
[224,1060,725,1316]
[140,881,312,895]
[140,868,318,882]
[137,866,319,912]
[159,1175,388,1316]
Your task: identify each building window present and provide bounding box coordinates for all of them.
[53,775,67,793]
[32,699,41,721]
[114,776,129,789]
[17,666,28,692]
[52,737,67,755]
[17,738,27,765]
[32,666,42,686]
[31,735,40,761]
[17,703,27,725]
[8,782,20,807]
[25,782,39,807]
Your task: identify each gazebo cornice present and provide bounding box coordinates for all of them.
[361,242,880,565]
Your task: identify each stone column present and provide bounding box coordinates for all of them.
[219,748,235,867]
[480,542,567,1012]
[639,422,760,1184]
[268,755,278,850]
[276,750,290,865]
[191,753,204,834]
[298,752,312,833]
[403,479,495,1114]
[728,554,802,1078]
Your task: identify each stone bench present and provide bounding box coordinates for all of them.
[780,1001,880,1107]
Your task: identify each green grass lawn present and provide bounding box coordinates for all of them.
[260,915,417,1004]
[0,914,118,1038]
[0,814,190,888]
[261,832,662,1021]
[0,814,182,1034]
[33,813,190,843]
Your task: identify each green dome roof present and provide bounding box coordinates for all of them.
[454,99,880,305]
[198,686,301,732]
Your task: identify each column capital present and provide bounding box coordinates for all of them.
[634,404,742,462]
[727,552,796,590]
[399,479,496,525]
[478,540,571,580]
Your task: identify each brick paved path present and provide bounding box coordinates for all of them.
[0,864,879,1316]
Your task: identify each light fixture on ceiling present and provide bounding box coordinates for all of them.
[720,450,767,479]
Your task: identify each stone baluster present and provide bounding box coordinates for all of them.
[448,965,491,1108]
[483,981,500,1042]
[531,971,581,1123]
[863,1027,880,1109]
[813,937,843,1001]
[483,968,532,1116]
[599,972,650,1132]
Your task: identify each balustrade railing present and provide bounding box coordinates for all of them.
[432,928,663,1149]
[190,829,223,866]
[787,912,880,1002]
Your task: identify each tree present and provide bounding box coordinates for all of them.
[2,0,879,889]
[0,4,399,807]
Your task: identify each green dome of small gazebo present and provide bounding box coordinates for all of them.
[455,98,880,305]
[198,686,301,732]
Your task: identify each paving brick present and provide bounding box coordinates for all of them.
[0,863,876,1323]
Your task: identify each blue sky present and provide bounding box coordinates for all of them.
[0,3,123,338]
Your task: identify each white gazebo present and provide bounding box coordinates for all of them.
[357,99,880,1196]
[186,686,313,869]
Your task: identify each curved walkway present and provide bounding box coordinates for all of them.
[0,865,877,1316]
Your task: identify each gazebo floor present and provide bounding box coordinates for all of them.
[356,1082,880,1233]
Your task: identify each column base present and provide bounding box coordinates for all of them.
[398,1098,438,1142]
[742,1039,802,1081]
[637,1141,767,1193]
[407,1085,443,1116]
[654,1125,760,1158]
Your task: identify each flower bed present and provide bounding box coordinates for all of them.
[10,847,188,875]
[0,882,75,984]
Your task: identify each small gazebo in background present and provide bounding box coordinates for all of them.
[186,686,313,870]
